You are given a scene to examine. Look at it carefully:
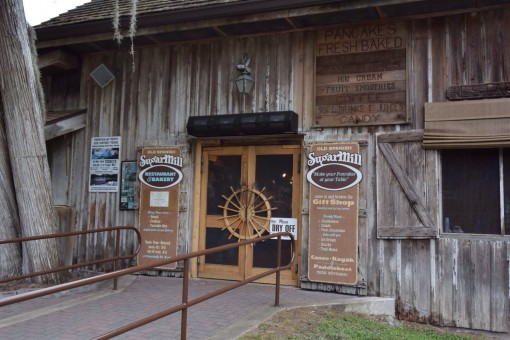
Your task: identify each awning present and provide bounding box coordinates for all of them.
[423,98,510,149]
[186,111,298,137]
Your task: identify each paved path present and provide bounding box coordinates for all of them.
[0,275,394,339]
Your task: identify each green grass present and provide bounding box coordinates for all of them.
[240,308,486,340]
[314,313,478,340]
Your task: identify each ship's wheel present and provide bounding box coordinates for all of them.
[218,186,276,240]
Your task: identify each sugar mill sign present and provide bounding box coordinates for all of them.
[307,142,362,285]
[138,147,183,268]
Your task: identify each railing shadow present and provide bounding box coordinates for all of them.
[0,226,142,289]
[0,231,295,340]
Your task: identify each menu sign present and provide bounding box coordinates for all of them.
[315,22,407,127]
[138,147,183,268]
[307,142,362,285]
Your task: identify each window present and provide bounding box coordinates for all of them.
[442,148,510,235]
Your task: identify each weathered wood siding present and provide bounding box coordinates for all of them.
[43,8,510,332]
[369,11,509,332]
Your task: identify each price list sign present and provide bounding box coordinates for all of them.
[137,147,183,269]
[315,22,408,127]
[307,142,362,285]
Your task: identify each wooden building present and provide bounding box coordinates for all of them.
[35,0,509,333]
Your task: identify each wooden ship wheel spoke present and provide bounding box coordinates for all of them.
[218,186,276,240]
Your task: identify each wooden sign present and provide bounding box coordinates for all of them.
[137,147,183,269]
[307,142,362,285]
[446,82,510,100]
[315,23,408,127]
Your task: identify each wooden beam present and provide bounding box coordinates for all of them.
[446,82,510,100]
[44,110,87,140]
[284,17,299,30]
[375,6,386,19]
[144,34,166,44]
[38,49,80,70]
[377,130,424,143]
[211,26,229,38]
[378,142,436,229]
[378,226,438,238]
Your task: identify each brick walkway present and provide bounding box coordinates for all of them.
[0,275,394,339]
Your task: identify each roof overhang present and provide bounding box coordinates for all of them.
[35,0,510,56]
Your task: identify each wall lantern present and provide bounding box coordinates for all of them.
[235,54,254,95]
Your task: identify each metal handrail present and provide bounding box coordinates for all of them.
[0,226,142,289]
[0,231,295,340]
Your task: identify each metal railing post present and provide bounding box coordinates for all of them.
[275,235,281,307]
[0,226,141,286]
[181,258,190,340]
[1,231,294,339]
[113,229,121,290]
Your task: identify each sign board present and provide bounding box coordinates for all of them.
[269,217,297,240]
[120,161,137,210]
[89,136,121,192]
[137,147,183,268]
[446,82,510,100]
[307,142,362,285]
[315,23,407,127]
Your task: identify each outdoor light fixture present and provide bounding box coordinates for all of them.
[235,53,254,95]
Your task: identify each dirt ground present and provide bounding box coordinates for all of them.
[239,306,507,340]
[0,270,96,292]
[0,281,48,292]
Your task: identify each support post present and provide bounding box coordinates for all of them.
[275,235,281,306]
[181,258,190,340]
[113,229,121,290]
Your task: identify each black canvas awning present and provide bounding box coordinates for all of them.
[187,111,298,137]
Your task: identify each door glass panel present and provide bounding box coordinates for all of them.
[207,155,241,215]
[253,154,293,268]
[252,231,292,268]
[205,155,242,266]
[205,228,238,265]
[254,154,293,217]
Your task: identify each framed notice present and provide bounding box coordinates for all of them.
[315,22,408,127]
[119,161,137,210]
[137,147,183,269]
[89,136,121,192]
[307,142,362,285]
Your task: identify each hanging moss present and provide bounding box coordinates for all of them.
[112,0,138,71]
[112,0,122,45]
[128,0,138,72]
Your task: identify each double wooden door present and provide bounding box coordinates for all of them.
[198,145,301,285]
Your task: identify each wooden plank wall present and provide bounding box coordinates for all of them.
[42,8,510,332]
[368,10,510,332]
